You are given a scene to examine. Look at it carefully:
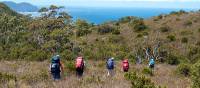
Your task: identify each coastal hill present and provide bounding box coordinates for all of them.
[2,1,38,12]
[0,4,199,88]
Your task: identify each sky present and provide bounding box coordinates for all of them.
[0,0,200,8]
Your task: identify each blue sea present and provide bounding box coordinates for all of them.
[20,7,198,24]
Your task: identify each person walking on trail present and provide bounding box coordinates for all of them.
[106,57,115,76]
[49,55,64,81]
[75,56,85,77]
[149,57,155,70]
[122,59,129,72]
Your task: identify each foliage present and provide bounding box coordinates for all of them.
[191,60,200,88]
[167,35,176,42]
[180,30,193,35]
[118,16,137,23]
[0,72,16,82]
[142,67,153,76]
[176,63,191,76]
[160,26,171,32]
[181,37,188,43]
[108,35,124,43]
[170,10,188,16]
[188,47,200,63]
[129,17,147,32]
[0,3,21,16]
[97,24,116,34]
[124,72,156,88]
[198,28,200,33]
[184,20,193,26]
[166,54,180,65]
[64,61,76,73]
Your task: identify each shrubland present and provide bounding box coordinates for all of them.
[0,3,199,88]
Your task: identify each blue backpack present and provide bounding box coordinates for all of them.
[149,59,155,66]
[107,59,114,69]
[51,56,60,73]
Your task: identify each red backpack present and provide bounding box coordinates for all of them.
[75,57,84,69]
[123,59,129,71]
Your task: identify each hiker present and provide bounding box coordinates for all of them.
[49,55,64,81]
[122,59,129,72]
[106,57,115,76]
[149,57,155,70]
[75,56,85,77]
[136,55,142,64]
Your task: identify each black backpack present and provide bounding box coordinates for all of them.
[51,56,60,73]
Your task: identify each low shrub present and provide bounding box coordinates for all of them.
[97,24,115,34]
[166,54,180,65]
[124,72,156,88]
[129,18,147,32]
[65,61,76,73]
[180,30,193,35]
[136,34,143,38]
[184,20,193,26]
[142,67,153,76]
[112,29,120,35]
[0,72,16,82]
[160,26,171,32]
[76,29,92,36]
[181,37,188,43]
[108,35,124,43]
[26,50,48,61]
[191,60,200,88]
[198,28,200,33]
[176,63,191,76]
[167,35,176,42]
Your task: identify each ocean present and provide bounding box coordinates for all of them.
[20,7,198,24]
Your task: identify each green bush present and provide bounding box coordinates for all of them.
[160,26,170,32]
[27,50,48,61]
[167,35,176,42]
[176,63,191,76]
[76,29,92,36]
[118,16,135,23]
[108,35,124,43]
[166,54,180,65]
[136,34,143,38]
[136,32,148,38]
[191,60,200,88]
[198,28,200,33]
[180,30,193,35]
[97,24,115,34]
[184,20,192,26]
[188,47,200,63]
[0,72,16,82]
[129,18,147,32]
[181,37,188,43]
[112,29,120,35]
[124,72,156,88]
[65,61,76,73]
[142,67,153,76]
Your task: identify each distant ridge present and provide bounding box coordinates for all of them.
[0,2,21,16]
[2,1,38,12]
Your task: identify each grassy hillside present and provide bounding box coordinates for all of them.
[0,4,200,88]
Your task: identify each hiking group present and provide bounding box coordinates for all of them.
[49,54,155,81]
[49,43,158,80]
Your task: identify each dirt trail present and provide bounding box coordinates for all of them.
[0,61,190,88]
[134,64,191,88]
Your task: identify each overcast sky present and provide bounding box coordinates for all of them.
[0,0,200,8]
